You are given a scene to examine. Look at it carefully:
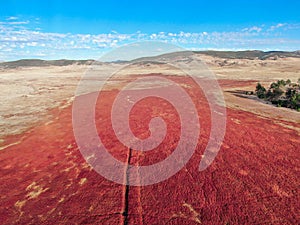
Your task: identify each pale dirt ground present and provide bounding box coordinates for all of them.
[202,55,300,130]
[1,56,300,148]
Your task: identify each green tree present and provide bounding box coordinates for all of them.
[272,87,284,98]
[256,83,266,99]
[277,79,286,86]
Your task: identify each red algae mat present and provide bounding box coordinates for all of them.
[0,77,299,224]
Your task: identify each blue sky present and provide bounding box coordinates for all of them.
[1,0,300,60]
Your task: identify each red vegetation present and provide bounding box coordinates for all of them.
[0,76,299,224]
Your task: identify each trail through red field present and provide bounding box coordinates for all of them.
[0,77,299,224]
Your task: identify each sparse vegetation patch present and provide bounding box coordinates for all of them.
[255,79,300,111]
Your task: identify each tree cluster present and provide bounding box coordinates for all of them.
[255,79,300,111]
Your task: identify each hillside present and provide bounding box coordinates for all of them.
[194,50,300,60]
[0,59,95,69]
[1,50,300,69]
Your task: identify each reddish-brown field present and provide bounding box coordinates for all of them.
[0,75,299,224]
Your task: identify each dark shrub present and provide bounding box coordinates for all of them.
[256,83,266,99]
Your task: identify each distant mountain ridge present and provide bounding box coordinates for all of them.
[130,50,300,63]
[0,59,95,69]
[194,50,300,60]
[1,50,299,68]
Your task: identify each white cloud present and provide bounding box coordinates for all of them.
[0,20,30,26]
[242,26,262,32]
[6,16,18,21]
[8,20,30,25]
[0,18,299,61]
[27,42,38,47]
[269,23,286,31]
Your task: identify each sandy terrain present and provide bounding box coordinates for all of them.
[0,55,299,224]
[1,56,299,146]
